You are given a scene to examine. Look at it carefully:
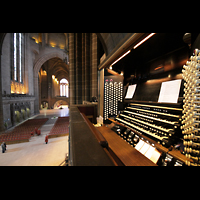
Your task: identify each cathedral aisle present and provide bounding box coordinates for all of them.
[0,106,69,166]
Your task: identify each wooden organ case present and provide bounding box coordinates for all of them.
[101,57,199,166]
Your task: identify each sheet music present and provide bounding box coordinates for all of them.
[135,140,145,151]
[125,84,137,99]
[158,79,182,103]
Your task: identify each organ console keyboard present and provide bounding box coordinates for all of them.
[115,101,182,148]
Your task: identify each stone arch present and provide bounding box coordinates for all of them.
[0,33,7,55]
[33,50,67,74]
[53,100,68,109]
[33,50,68,114]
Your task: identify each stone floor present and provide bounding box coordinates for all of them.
[0,106,69,166]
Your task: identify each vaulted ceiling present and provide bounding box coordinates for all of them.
[42,57,69,81]
[97,33,132,55]
[0,33,133,60]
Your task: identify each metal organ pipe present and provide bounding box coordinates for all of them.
[182,48,200,166]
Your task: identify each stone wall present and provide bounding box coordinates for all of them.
[0,33,68,131]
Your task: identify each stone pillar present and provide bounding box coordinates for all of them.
[69,33,97,105]
[98,69,104,117]
[0,53,5,132]
[44,33,49,45]
[85,33,90,101]
[91,33,98,98]
[69,33,76,105]
[42,33,46,47]
[75,33,82,104]
[10,103,15,127]
[82,33,85,102]
[34,73,40,115]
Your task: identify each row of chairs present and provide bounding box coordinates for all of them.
[0,118,48,142]
[49,117,69,135]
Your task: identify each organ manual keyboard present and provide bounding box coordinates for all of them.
[115,101,182,148]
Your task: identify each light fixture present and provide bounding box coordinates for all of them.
[133,33,156,49]
[109,65,112,70]
[52,75,55,79]
[43,70,47,75]
[111,50,131,66]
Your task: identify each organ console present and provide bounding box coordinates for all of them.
[101,48,200,166]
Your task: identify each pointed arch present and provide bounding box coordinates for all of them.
[33,50,67,74]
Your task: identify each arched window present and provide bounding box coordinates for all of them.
[11,33,25,94]
[60,78,68,97]
[12,33,24,83]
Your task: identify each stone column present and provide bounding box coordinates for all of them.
[91,33,98,98]
[42,33,46,47]
[69,33,76,105]
[44,33,49,45]
[75,33,82,104]
[85,33,90,101]
[82,33,85,102]
[98,69,104,117]
[33,72,40,115]
[10,103,15,127]
[0,53,5,132]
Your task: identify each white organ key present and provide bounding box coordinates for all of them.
[116,117,165,141]
[127,106,180,118]
[123,110,174,125]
